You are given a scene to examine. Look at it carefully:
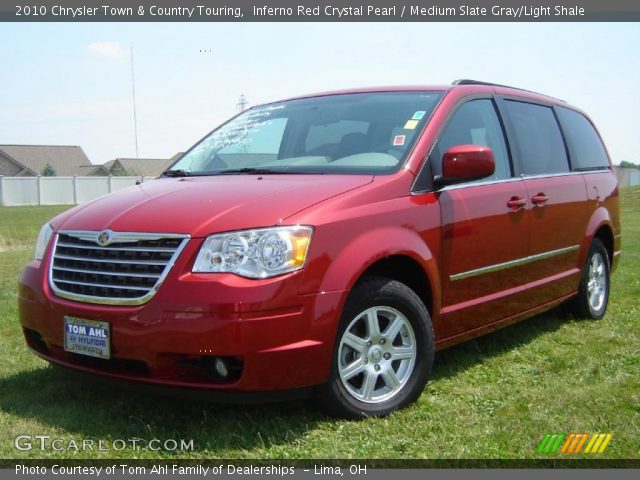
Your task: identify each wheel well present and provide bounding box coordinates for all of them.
[594,225,614,265]
[358,255,433,314]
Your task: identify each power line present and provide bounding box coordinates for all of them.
[130,46,139,158]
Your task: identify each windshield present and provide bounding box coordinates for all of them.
[169,91,444,175]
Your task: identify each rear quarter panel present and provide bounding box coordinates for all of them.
[581,170,621,270]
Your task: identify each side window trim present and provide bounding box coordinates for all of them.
[494,96,521,177]
[411,94,513,194]
[551,105,574,171]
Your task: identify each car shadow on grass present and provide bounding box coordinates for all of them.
[432,306,569,380]
[0,365,323,454]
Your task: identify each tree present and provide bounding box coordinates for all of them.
[618,160,639,169]
[41,163,57,176]
[111,167,140,176]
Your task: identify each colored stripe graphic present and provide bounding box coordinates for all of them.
[584,433,613,454]
[598,434,613,453]
[573,434,589,453]
[538,433,613,455]
[560,434,576,453]
[537,434,565,453]
[584,434,599,453]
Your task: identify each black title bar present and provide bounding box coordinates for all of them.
[2,0,640,22]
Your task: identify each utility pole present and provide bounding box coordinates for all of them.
[237,94,248,112]
[130,46,139,158]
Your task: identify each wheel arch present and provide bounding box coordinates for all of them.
[318,226,441,322]
[356,255,435,316]
[581,206,614,267]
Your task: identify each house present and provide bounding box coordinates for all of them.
[102,152,183,177]
[0,145,107,176]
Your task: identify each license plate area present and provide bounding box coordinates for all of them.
[64,316,110,360]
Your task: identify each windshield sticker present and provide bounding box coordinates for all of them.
[403,119,419,130]
[412,111,426,120]
[393,135,406,146]
[246,104,286,118]
[211,118,274,149]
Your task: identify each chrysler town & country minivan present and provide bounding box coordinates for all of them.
[19,80,621,418]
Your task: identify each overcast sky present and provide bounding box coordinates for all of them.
[1,22,638,165]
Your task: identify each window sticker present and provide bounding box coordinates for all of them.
[404,119,419,130]
[393,135,406,146]
[412,111,426,120]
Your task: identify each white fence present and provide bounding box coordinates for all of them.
[615,168,640,188]
[1,169,638,207]
[0,176,154,207]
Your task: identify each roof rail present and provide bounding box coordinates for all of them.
[451,79,564,101]
[452,79,516,88]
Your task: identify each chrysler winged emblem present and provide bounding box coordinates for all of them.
[97,230,111,247]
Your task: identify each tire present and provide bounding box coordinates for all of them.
[315,276,434,419]
[568,238,611,320]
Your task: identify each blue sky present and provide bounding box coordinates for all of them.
[1,22,638,164]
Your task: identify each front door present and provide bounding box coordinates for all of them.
[433,98,532,339]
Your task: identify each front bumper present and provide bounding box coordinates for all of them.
[18,253,346,392]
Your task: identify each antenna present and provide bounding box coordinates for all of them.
[237,94,248,112]
[130,46,139,159]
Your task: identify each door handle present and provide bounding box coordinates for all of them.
[531,193,550,206]
[507,196,527,211]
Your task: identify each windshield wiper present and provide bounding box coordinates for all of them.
[162,169,191,177]
[217,168,291,175]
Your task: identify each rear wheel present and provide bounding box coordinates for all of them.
[568,238,610,319]
[315,276,434,418]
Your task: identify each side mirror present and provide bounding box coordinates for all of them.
[436,145,495,187]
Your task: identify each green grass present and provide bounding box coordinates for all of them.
[0,205,70,251]
[0,191,638,460]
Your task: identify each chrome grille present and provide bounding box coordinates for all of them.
[49,230,189,305]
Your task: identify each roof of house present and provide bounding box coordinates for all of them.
[0,145,93,176]
[76,164,112,175]
[104,153,183,177]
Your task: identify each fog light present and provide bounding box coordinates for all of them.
[214,357,229,378]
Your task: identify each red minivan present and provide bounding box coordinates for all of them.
[19,80,621,418]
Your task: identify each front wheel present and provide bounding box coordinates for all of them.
[315,276,434,418]
[568,238,611,319]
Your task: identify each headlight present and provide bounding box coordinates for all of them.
[34,223,53,261]
[193,226,313,278]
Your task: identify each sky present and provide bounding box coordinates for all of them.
[1,22,638,165]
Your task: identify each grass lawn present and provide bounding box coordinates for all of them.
[0,190,638,460]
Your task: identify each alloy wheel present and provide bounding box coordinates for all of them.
[587,252,607,313]
[337,306,417,404]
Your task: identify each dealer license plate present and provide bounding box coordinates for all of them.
[63,316,110,359]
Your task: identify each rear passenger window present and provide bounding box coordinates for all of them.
[556,107,610,170]
[432,99,511,181]
[504,100,569,175]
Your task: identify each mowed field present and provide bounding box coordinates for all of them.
[0,189,638,460]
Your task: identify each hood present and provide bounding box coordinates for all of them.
[56,174,373,237]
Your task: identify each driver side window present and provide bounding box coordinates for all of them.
[432,99,511,181]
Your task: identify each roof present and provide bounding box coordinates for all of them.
[262,81,565,109]
[0,144,93,176]
[76,164,111,175]
[105,156,180,177]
